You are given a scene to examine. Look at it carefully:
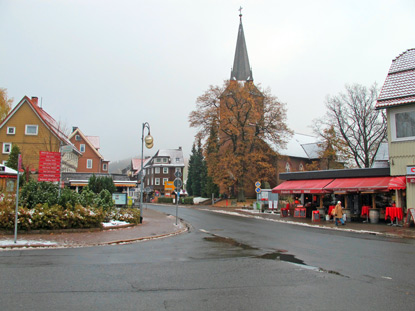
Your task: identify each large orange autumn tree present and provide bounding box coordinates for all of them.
[189,80,292,201]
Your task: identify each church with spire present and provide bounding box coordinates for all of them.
[217,9,272,200]
[230,8,253,82]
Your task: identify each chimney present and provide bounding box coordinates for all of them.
[31,97,38,106]
[178,146,182,150]
[72,126,78,133]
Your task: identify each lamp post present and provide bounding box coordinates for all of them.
[139,122,153,223]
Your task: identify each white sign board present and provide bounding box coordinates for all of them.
[407,166,415,175]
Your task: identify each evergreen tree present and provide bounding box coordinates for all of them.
[203,123,220,198]
[6,144,20,170]
[191,139,203,196]
[186,143,196,196]
[88,174,116,194]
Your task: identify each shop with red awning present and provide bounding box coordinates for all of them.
[272,179,334,194]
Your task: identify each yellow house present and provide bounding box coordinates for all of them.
[0,96,80,173]
[377,48,415,211]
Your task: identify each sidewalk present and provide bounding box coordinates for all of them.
[201,205,415,240]
[0,208,187,250]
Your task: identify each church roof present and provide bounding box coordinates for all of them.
[376,48,415,109]
[230,11,253,82]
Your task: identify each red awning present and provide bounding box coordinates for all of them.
[388,176,406,190]
[272,179,334,194]
[323,176,406,192]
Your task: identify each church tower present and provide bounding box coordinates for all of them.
[218,9,267,200]
[230,8,253,82]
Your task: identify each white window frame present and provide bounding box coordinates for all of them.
[163,167,169,174]
[2,143,11,154]
[25,124,38,135]
[75,135,81,141]
[156,158,161,163]
[80,144,85,153]
[7,127,15,135]
[163,158,168,163]
[390,107,415,142]
[163,178,168,185]
[102,163,108,171]
[176,157,180,163]
[86,159,93,169]
[285,162,291,172]
[155,178,160,185]
[155,167,160,174]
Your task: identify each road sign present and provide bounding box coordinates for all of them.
[174,170,182,178]
[38,151,61,182]
[255,187,261,193]
[255,181,261,188]
[60,145,73,153]
[174,178,183,189]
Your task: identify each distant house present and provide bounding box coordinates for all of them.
[69,127,109,173]
[0,96,80,173]
[277,133,344,181]
[123,157,151,179]
[278,133,321,174]
[140,147,185,196]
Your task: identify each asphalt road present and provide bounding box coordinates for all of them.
[1,204,415,310]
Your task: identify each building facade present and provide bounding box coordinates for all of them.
[376,48,415,210]
[0,96,80,173]
[141,147,185,196]
[69,127,109,173]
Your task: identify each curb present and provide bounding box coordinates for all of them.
[0,219,189,250]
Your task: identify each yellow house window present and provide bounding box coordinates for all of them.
[25,125,38,135]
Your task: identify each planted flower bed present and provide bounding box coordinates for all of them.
[0,179,141,231]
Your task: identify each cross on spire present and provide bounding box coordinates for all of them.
[239,6,243,19]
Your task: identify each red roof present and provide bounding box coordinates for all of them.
[272,179,334,194]
[377,49,415,109]
[0,96,75,149]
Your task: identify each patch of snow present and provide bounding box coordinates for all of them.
[0,239,58,246]
[102,220,129,228]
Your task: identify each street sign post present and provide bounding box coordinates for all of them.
[174,177,183,225]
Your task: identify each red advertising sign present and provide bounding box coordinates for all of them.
[38,151,61,182]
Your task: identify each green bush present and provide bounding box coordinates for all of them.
[112,208,141,224]
[183,196,194,204]
[0,203,105,231]
[157,197,174,204]
[19,180,60,209]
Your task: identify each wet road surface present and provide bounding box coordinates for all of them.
[1,205,415,310]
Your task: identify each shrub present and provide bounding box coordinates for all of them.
[112,208,141,224]
[157,197,174,204]
[183,196,194,204]
[58,187,80,208]
[20,180,59,209]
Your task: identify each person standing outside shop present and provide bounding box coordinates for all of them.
[332,201,345,226]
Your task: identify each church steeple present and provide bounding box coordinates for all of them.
[230,7,253,82]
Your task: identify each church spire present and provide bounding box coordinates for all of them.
[230,7,253,82]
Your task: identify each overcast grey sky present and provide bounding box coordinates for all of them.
[1,0,414,162]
